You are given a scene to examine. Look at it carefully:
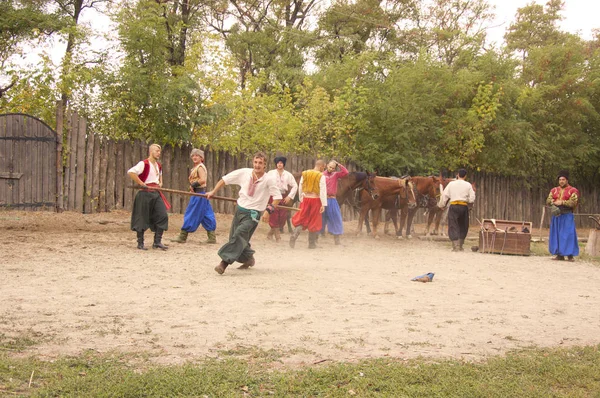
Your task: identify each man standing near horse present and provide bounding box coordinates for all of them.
[439,169,476,251]
[546,170,579,261]
[170,149,217,245]
[289,160,327,249]
[128,144,170,251]
[265,156,298,242]
[321,160,348,245]
[206,152,281,274]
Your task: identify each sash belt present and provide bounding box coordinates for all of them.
[145,183,172,210]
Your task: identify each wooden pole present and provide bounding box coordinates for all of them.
[538,206,546,241]
[131,186,299,211]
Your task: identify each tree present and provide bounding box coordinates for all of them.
[0,0,66,98]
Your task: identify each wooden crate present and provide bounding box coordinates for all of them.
[478,219,532,256]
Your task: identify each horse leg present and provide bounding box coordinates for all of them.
[384,211,392,235]
[432,208,442,235]
[391,209,399,235]
[406,207,418,239]
[397,207,407,239]
[425,209,436,237]
[371,206,381,239]
[357,205,367,236]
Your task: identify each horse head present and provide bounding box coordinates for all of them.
[405,178,418,209]
[364,172,379,200]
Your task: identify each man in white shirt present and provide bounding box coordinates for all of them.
[439,168,476,251]
[128,144,170,251]
[206,152,282,274]
[265,156,298,242]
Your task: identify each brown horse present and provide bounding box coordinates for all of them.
[394,176,443,239]
[336,171,379,223]
[357,176,416,238]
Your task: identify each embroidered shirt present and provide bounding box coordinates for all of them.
[222,168,282,211]
[266,169,298,200]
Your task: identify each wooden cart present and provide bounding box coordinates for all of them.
[479,219,532,255]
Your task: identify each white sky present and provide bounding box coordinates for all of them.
[486,0,598,46]
[14,0,600,70]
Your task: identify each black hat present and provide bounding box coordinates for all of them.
[274,156,287,166]
[557,170,569,180]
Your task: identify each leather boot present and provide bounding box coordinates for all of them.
[170,230,188,243]
[267,228,275,240]
[289,226,301,248]
[274,229,281,242]
[458,239,465,251]
[237,256,255,269]
[153,229,169,250]
[214,260,229,274]
[136,230,147,250]
[308,232,317,249]
[334,235,341,245]
[451,240,459,252]
[206,230,217,244]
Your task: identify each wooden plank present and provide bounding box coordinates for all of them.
[20,117,30,210]
[106,140,116,211]
[161,145,172,209]
[74,116,86,212]
[66,111,77,210]
[84,132,95,213]
[171,146,181,213]
[115,140,125,209]
[32,121,39,210]
[123,141,133,211]
[0,115,6,206]
[55,100,64,211]
[98,138,108,212]
[91,135,101,213]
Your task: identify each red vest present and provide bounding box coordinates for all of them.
[139,159,162,182]
[550,185,579,205]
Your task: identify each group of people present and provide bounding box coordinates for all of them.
[128,145,580,274]
[128,147,351,274]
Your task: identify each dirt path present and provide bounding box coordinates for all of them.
[2,210,599,367]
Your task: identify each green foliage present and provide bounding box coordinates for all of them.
[3,0,600,184]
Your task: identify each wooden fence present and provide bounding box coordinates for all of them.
[56,111,599,230]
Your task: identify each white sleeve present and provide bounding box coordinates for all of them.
[468,185,476,204]
[287,172,298,199]
[319,175,327,206]
[298,176,304,203]
[127,161,145,175]
[440,184,451,207]
[222,168,248,186]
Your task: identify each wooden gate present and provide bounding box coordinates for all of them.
[0,113,58,210]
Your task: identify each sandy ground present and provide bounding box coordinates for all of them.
[1,210,599,367]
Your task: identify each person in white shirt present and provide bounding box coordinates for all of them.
[206,152,282,274]
[128,144,170,251]
[265,156,298,242]
[438,168,476,251]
